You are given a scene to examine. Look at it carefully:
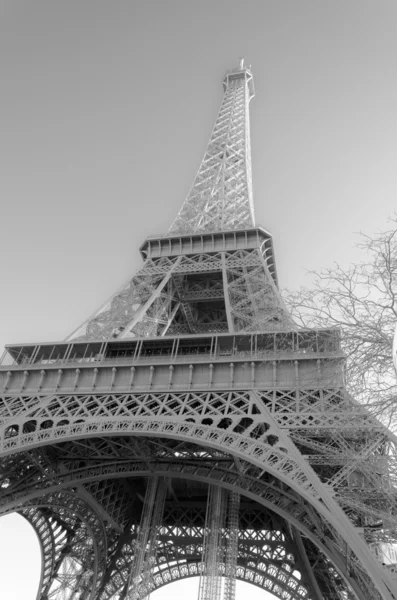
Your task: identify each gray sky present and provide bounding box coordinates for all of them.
[1,1,397,598]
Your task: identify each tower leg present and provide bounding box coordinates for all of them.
[198,485,226,600]
[139,479,167,599]
[224,493,240,600]
[120,477,166,600]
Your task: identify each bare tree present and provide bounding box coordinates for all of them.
[285,216,397,428]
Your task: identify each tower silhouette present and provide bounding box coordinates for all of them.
[1,61,397,600]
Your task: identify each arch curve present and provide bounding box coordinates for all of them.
[21,492,108,600]
[0,388,395,599]
[4,449,365,600]
[141,562,308,600]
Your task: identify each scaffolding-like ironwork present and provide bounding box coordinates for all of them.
[0,60,397,600]
[224,492,240,600]
[198,485,226,600]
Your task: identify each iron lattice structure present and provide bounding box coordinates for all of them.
[1,61,397,600]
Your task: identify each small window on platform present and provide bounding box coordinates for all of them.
[106,342,138,360]
[68,342,103,363]
[34,344,69,364]
[178,338,212,356]
[1,345,37,366]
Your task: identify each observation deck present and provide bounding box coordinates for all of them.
[0,330,344,403]
[141,227,278,286]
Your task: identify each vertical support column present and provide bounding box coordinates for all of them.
[221,253,235,333]
[123,476,166,600]
[224,492,240,600]
[139,478,167,599]
[198,485,226,600]
[127,477,158,596]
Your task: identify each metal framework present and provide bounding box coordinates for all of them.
[1,60,397,600]
[198,485,224,600]
[168,58,255,235]
[224,491,240,600]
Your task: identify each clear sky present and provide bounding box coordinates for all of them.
[1,1,397,598]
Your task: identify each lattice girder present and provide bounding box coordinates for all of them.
[20,491,108,600]
[65,235,291,341]
[224,491,240,600]
[15,469,363,600]
[10,460,361,600]
[1,385,397,599]
[22,508,68,599]
[0,442,389,596]
[168,64,255,235]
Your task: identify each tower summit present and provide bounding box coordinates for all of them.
[1,63,397,600]
[169,59,255,234]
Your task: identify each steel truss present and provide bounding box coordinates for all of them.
[2,393,397,600]
[1,382,397,598]
[168,60,255,235]
[224,491,240,600]
[198,484,226,600]
[65,246,293,341]
[1,61,397,600]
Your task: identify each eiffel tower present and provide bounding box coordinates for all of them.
[1,60,397,600]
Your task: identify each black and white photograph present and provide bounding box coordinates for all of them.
[0,2,397,599]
